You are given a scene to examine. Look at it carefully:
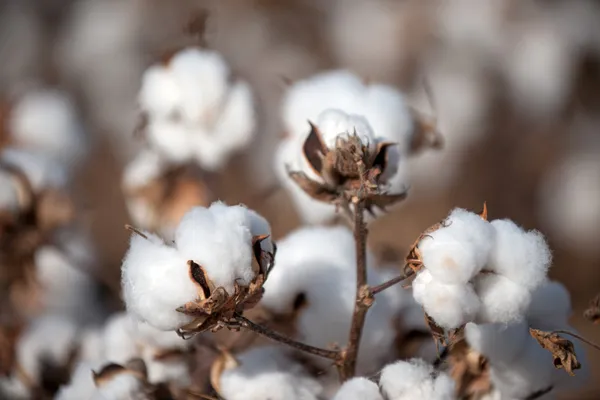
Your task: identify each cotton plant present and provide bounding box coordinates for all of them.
[407,205,552,331]
[275,69,441,225]
[136,47,256,171]
[1,89,87,175]
[90,359,153,400]
[121,148,214,239]
[121,201,275,337]
[209,346,323,400]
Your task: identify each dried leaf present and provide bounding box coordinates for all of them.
[287,171,338,203]
[424,313,446,351]
[302,121,328,176]
[478,202,488,221]
[365,191,408,213]
[584,293,600,324]
[448,338,492,399]
[188,261,212,300]
[529,328,581,376]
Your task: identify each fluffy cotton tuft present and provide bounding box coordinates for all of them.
[379,358,455,400]
[488,219,551,290]
[261,225,395,373]
[91,372,146,400]
[138,48,256,170]
[9,89,86,168]
[526,281,571,328]
[474,273,531,324]
[332,377,383,400]
[121,231,196,330]
[218,347,322,400]
[55,362,98,400]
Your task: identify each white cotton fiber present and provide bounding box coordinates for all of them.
[464,322,529,365]
[218,347,323,400]
[16,314,79,384]
[379,358,454,400]
[122,149,166,190]
[315,109,377,150]
[474,273,531,324]
[138,65,182,119]
[488,219,551,289]
[78,328,105,363]
[1,148,67,191]
[102,313,140,363]
[91,372,146,400]
[146,119,196,163]
[55,362,98,400]
[141,346,189,386]
[175,202,270,293]
[332,377,383,400]
[0,169,20,213]
[132,320,190,351]
[526,281,572,328]
[121,231,196,331]
[412,271,480,329]
[9,89,86,167]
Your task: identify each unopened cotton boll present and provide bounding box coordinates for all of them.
[9,89,86,168]
[121,231,196,331]
[412,270,480,329]
[174,202,272,293]
[488,219,551,290]
[379,358,455,400]
[474,273,531,324]
[332,377,383,400]
[217,347,323,400]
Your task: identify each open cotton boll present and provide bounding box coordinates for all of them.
[55,362,99,400]
[91,373,147,400]
[138,65,182,119]
[527,281,571,328]
[464,322,529,365]
[474,273,531,324]
[140,346,190,386]
[122,149,166,191]
[218,347,323,400]
[103,313,140,364]
[9,89,86,167]
[16,314,79,384]
[379,358,455,400]
[121,232,196,331]
[175,202,270,293]
[332,377,383,400]
[261,226,392,373]
[412,271,480,329]
[488,219,551,289]
[146,120,195,163]
[1,148,67,191]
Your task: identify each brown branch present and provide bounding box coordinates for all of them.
[370,273,412,295]
[125,224,148,239]
[232,314,340,361]
[553,330,600,352]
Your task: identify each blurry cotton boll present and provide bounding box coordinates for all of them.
[8,89,87,171]
[1,148,67,192]
[214,346,323,400]
[121,202,272,331]
[55,361,100,400]
[379,358,455,400]
[261,226,396,374]
[138,48,256,171]
[332,377,383,400]
[539,151,600,257]
[90,364,149,400]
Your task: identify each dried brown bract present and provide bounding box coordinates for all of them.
[288,122,407,215]
[175,236,276,338]
[584,293,600,324]
[409,108,443,154]
[529,328,581,376]
[209,348,238,396]
[448,338,492,400]
[0,324,21,377]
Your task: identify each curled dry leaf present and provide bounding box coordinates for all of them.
[176,236,276,338]
[529,328,581,376]
[583,293,600,324]
[448,338,492,400]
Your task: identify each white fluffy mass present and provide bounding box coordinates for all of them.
[0,168,21,214]
[1,148,67,191]
[55,362,99,400]
[217,347,323,400]
[412,208,553,328]
[379,358,455,400]
[275,69,413,224]
[332,377,383,400]
[91,372,146,400]
[122,202,271,330]
[261,225,396,374]
[8,89,87,169]
[138,48,256,171]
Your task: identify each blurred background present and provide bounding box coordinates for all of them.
[2,0,600,397]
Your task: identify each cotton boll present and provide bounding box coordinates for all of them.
[332,377,383,400]
[218,347,323,400]
[1,148,67,191]
[489,219,551,290]
[146,120,195,163]
[91,373,147,400]
[141,346,190,386]
[474,274,531,324]
[16,315,79,384]
[132,321,190,352]
[175,203,268,293]
[121,232,196,331]
[138,65,182,119]
[78,329,105,363]
[315,109,377,151]
[412,271,480,329]
[0,375,29,399]
[527,281,571,328]
[9,90,86,167]
[122,149,166,191]
[379,358,434,399]
[55,362,99,400]
[464,322,529,366]
[103,313,140,364]
[444,208,495,267]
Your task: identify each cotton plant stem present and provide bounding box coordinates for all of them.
[370,273,412,295]
[553,330,600,352]
[232,314,340,360]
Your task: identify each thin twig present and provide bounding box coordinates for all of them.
[125,224,148,239]
[340,161,372,381]
[232,314,340,360]
[553,330,600,352]
[370,273,412,295]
